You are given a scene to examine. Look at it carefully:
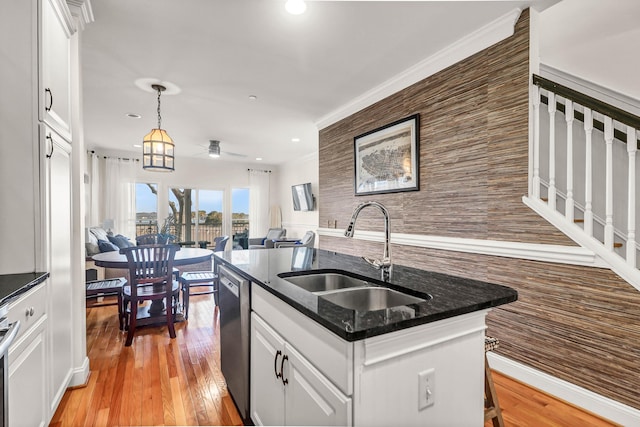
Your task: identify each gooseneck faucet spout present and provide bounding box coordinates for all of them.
[344,201,391,271]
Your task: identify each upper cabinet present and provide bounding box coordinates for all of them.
[39,0,75,141]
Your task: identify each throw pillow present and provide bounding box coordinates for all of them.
[90,227,110,242]
[108,234,133,249]
[97,239,119,252]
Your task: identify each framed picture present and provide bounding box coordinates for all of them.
[354,114,420,196]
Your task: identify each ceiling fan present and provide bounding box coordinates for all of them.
[195,140,248,159]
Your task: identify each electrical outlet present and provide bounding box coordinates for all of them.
[418,368,435,410]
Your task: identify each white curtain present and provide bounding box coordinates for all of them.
[103,157,137,238]
[88,152,101,226]
[249,169,271,238]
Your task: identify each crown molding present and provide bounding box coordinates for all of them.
[315,8,523,130]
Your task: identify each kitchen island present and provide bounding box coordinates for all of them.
[214,247,517,426]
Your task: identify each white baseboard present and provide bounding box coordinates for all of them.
[69,355,90,387]
[487,353,640,426]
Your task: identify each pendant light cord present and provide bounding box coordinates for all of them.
[157,88,162,129]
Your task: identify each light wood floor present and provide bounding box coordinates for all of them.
[52,295,619,426]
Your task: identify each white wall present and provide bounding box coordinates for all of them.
[86,148,281,239]
[275,152,319,242]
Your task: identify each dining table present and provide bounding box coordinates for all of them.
[91,247,214,269]
[92,247,214,321]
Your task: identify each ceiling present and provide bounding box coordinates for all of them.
[81,0,563,166]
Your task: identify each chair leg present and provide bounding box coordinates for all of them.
[484,356,505,427]
[125,301,137,346]
[117,293,124,331]
[213,281,219,306]
[167,296,176,339]
[183,285,190,320]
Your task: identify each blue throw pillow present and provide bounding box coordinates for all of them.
[98,239,119,252]
[108,234,133,249]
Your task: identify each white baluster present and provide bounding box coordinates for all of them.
[565,100,574,222]
[548,92,556,210]
[532,85,541,198]
[604,117,614,250]
[627,126,637,267]
[584,108,593,237]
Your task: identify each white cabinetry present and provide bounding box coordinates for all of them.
[39,0,74,141]
[251,313,351,427]
[8,283,48,427]
[41,125,73,411]
[250,285,487,426]
[1,0,88,423]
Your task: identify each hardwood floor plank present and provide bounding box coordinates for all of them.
[53,293,618,426]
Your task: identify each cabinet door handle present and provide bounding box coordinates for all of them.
[46,134,54,158]
[274,350,282,379]
[45,88,53,112]
[280,354,289,386]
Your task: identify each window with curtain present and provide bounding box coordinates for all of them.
[102,157,136,238]
[135,183,158,236]
[248,169,271,238]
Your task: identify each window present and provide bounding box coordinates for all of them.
[135,183,158,236]
[198,189,224,244]
[232,188,250,249]
[169,187,224,247]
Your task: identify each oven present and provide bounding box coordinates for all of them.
[0,304,19,427]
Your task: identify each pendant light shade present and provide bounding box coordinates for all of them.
[143,84,175,172]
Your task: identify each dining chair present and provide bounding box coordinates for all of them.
[120,244,181,346]
[179,235,229,318]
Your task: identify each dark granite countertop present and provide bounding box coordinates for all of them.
[214,248,517,341]
[0,272,49,306]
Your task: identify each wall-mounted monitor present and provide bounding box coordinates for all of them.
[292,182,314,211]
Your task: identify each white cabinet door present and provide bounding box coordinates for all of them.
[9,320,48,427]
[44,126,73,411]
[39,0,73,140]
[284,343,351,427]
[250,313,286,426]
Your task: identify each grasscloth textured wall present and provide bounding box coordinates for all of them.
[318,9,640,410]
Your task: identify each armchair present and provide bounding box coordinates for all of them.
[248,228,286,249]
[274,231,315,249]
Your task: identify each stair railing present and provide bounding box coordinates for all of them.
[529,74,640,285]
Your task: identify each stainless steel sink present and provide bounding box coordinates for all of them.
[280,272,372,293]
[319,287,427,311]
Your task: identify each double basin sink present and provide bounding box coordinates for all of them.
[277,270,431,312]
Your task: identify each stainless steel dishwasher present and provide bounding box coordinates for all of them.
[218,264,251,422]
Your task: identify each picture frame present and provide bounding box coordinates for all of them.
[353,114,420,196]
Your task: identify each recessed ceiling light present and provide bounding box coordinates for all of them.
[285,0,306,15]
[133,144,142,148]
[291,137,300,142]
[249,95,257,101]
[256,157,263,161]
[126,113,142,119]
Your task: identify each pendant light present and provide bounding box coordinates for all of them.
[142,84,175,171]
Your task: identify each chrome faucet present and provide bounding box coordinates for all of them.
[344,201,391,272]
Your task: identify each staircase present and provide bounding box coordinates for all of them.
[525,74,640,290]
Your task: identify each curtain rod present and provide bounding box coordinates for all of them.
[88,150,140,162]
[248,168,272,173]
